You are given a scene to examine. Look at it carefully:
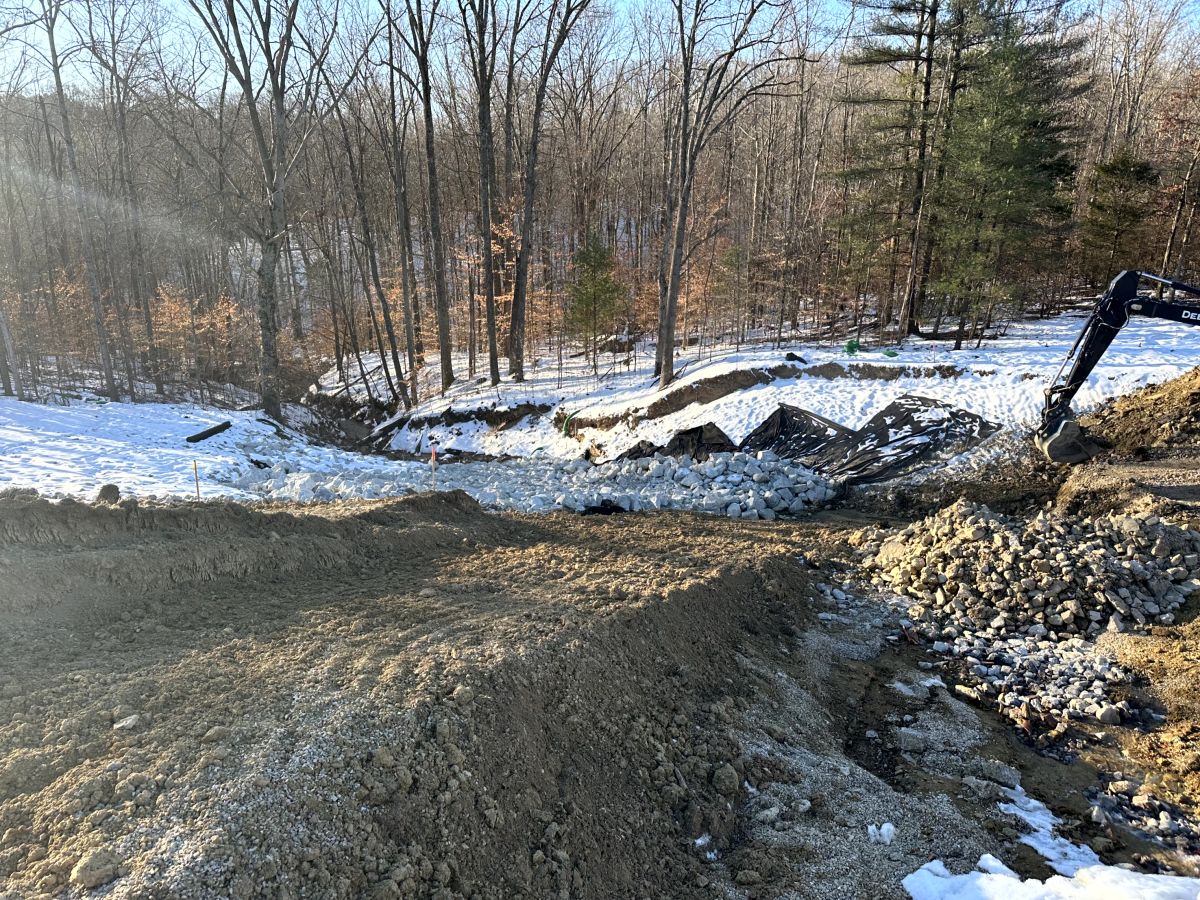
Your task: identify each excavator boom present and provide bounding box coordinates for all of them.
[1035,270,1200,464]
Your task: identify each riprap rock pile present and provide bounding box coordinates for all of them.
[854,501,1200,728]
[243,451,839,518]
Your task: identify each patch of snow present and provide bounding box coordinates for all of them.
[0,396,265,500]
[889,677,945,697]
[0,396,837,517]
[8,310,1200,505]
[869,822,896,845]
[904,858,1200,899]
[998,786,1100,876]
[975,855,1017,877]
[323,312,1200,462]
[693,833,718,861]
[904,784,1200,899]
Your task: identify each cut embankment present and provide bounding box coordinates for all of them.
[562,361,968,432]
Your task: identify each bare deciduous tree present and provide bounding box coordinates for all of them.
[655,0,793,388]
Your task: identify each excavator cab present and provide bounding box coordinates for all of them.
[1034,270,1200,464]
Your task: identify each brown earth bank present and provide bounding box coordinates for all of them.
[370,403,555,450]
[558,362,969,433]
[1048,367,1200,520]
[1039,368,1200,860]
[0,491,1114,900]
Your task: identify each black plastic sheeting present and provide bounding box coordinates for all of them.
[802,395,1000,484]
[618,422,737,461]
[739,404,853,459]
[618,395,999,484]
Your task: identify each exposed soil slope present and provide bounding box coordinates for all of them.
[1082,366,1200,457]
[0,492,1062,899]
[1056,367,1200,519]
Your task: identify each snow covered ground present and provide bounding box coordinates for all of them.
[334,313,1200,460]
[0,394,835,515]
[0,397,266,501]
[905,786,1200,899]
[4,310,1200,508]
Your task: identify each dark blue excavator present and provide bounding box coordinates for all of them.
[1035,270,1200,464]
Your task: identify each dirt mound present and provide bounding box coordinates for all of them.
[1083,366,1200,456]
[1056,455,1200,519]
[801,361,965,381]
[865,499,1198,641]
[2,499,799,898]
[1054,368,1200,518]
[1098,609,1200,852]
[0,491,494,623]
[0,495,1070,898]
[857,499,1200,743]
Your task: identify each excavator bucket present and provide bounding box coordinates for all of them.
[1033,416,1103,464]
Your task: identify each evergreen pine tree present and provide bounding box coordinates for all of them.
[566,234,625,374]
[1083,151,1159,281]
[927,0,1080,346]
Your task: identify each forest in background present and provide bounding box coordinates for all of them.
[0,0,1197,419]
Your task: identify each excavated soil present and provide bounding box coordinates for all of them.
[559,368,794,431]
[0,491,1102,899]
[1099,611,1200,866]
[1082,366,1200,457]
[1055,368,1200,519]
[564,362,968,432]
[932,365,1200,871]
[810,363,1200,879]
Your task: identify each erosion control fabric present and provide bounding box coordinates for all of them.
[739,404,853,460]
[804,395,1001,484]
[626,395,1000,484]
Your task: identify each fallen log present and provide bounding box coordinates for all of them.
[185,421,233,443]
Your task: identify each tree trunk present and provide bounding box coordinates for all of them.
[0,307,22,399]
[507,1,590,380]
[476,73,502,386]
[415,51,455,391]
[508,75,557,381]
[256,232,284,420]
[897,0,940,338]
[47,15,119,400]
[658,174,693,389]
[333,101,411,409]
[1161,137,1200,293]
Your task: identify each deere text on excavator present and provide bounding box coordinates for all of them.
[1035,270,1200,464]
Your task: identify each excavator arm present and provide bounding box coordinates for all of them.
[1035,270,1200,464]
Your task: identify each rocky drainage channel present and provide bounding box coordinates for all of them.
[848,499,1200,858]
[239,450,840,517]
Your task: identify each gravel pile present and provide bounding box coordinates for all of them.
[241,451,839,517]
[854,501,1200,729]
